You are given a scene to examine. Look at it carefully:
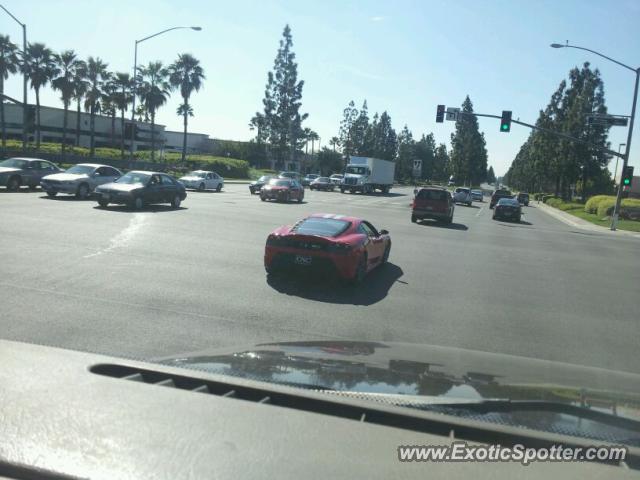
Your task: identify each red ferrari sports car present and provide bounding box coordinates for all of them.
[264,213,391,283]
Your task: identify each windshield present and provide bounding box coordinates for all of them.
[0,158,28,169]
[269,179,290,187]
[293,217,350,237]
[4,1,639,459]
[346,166,367,175]
[66,165,95,175]
[116,172,150,185]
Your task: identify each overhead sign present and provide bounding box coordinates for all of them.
[446,107,460,121]
[587,115,628,127]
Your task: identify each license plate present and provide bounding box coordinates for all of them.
[295,255,312,266]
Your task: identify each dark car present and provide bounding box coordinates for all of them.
[517,192,530,206]
[492,197,522,222]
[0,157,62,191]
[411,187,454,224]
[309,176,335,191]
[301,174,319,187]
[249,175,273,194]
[490,189,513,209]
[260,178,304,203]
[265,214,391,284]
[94,171,186,210]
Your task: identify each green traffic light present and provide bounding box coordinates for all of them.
[623,179,630,185]
[501,124,508,130]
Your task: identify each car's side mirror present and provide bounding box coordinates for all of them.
[379,229,389,235]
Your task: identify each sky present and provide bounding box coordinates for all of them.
[2,0,639,176]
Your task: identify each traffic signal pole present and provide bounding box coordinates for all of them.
[611,68,639,230]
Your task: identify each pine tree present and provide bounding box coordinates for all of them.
[396,125,414,180]
[449,96,488,186]
[338,100,359,157]
[414,133,436,180]
[249,25,307,169]
[433,143,449,182]
[486,166,496,184]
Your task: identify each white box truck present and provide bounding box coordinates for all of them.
[340,156,395,194]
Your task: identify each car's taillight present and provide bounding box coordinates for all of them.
[266,235,284,246]
[328,242,352,254]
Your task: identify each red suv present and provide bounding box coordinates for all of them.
[411,187,454,225]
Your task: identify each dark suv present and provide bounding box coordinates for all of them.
[411,187,454,224]
[517,192,530,206]
[490,189,513,209]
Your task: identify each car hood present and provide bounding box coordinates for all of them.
[157,341,640,419]
[96,182,143,192]
[43,173,87,182]
[0,167,21,174]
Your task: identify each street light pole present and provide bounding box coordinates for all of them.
[128,26,202,165]
[0,4,28,152]
[550,43,638,231]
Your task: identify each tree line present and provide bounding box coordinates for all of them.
[504,62,613,199]
[0,33,205,162]
[249,26,495,182]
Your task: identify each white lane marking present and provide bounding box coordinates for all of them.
[84,213,146,258]
[475,206,485,217]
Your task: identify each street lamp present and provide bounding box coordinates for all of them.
[129,26,202,163]
[550,42,639,230]
[0,4,27,151]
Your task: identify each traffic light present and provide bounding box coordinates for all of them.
[500,111,512,132]
[622,166,634,188]
[436,105,445,123]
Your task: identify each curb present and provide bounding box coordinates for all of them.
[535,202,640,239]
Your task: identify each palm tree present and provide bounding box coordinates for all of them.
[72,60,88,146]
[101,74,117,147]
[329,136,339,152]
[20,42,58,149]
[0,35,19,148]
[51,50,81,156]
[168,53,205,163]
[83,57,109,157]
[112,72,132,158]
[308,130,319,155]
[138,61,170,162]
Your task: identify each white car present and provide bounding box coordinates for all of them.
[40,163,122,199]
[330,174,343,185]
[179,170,224,191]
[453,187,473,206]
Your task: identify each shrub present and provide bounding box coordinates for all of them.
[545,197,563,208]
[542,195,557,204]
[597,198,640,219]
[584,195,612,214]
[556,202,583,211]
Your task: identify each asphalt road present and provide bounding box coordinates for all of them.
[0,184,638,374]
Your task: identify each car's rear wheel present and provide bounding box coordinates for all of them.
[7,176,20,191]
[98,199,109,208]
[284,192,290,203]
[340,187,345,193]
[46,191,57,198]
[350,253,367,285]
[216,184,222,192]
[29,183,38,191]
[171,195,182,209]
[297,194,303,203]
[444,215,453,225]
[76,183,89,200]
[198,183,205,191]
[411,214,417,223]
[260,195,266,202]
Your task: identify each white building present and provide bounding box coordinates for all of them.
[1,102,211,154]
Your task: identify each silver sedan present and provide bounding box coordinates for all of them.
[41,163,122,199]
